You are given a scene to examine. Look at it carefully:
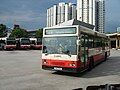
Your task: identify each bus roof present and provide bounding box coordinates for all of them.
[44,19,107,38]
[46,19,94,30]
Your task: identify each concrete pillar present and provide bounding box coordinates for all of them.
[119,39,120,48]
[116,39,118,49]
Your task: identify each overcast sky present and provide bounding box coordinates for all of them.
[0,0,120,32]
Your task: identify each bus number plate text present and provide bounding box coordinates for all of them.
[54,67,62,71]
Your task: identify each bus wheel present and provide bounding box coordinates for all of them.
[104,52,107,61]
[2,46,4,50]
[88,57,94,71]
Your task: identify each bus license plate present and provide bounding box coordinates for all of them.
[54,67,62,70]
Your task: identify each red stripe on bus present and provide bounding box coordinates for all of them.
[42,59,81,68]
[33,45,42,49]
[93,54,104,62]
[5,45,16,48]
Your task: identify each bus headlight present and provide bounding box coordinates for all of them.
[43,59,47,64]
[69,64,76,66]
[69,61,76,67]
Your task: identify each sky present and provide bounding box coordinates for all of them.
[0,0,120,33]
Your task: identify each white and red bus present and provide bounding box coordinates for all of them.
[30,38,42,50]
[20,38,31,50]
[0,39,6,50]
[5,38,16,50]
[42,24,110,73]
[35,38,42,50]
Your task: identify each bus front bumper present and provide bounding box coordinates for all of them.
[20,45,30,49]
[5,45,16,50]
[42,65,80,73]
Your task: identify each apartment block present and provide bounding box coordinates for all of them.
[47,2,76,27]
[77,0,105,33]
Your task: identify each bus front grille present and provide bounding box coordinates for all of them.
[51,62,65,66]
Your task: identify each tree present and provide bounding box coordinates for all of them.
[0,24,7,37]
[10,28,28,38]
[35,28,43,38]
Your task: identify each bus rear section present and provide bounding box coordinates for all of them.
[5,38,16,50]
[20,38,31,50]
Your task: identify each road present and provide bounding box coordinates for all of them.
[0,49,120,90]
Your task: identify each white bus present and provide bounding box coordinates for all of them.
[19,38,31,50]
[5,38,16,50]
[30,38,42,50]
[42,21,110,73]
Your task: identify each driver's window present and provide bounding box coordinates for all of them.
[81,34,85,47]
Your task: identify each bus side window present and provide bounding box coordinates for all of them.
[89,39,94,48]
[94,38,101,48]
[94,38,96,48]
[102,40,105,47]
[81,34,91,48]
[105,40,109,47]
[88,36,94,48]
[85,35,89,48]
[81,37,84,47]
[81,34,88,47]
[106,43,108,47]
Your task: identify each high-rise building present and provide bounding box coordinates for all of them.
[47,2,76,27]
[77,0,105,33]
[97,0,105,33]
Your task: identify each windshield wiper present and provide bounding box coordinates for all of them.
[59,44,71,57]
[43,46,49,55]
[62,50,71,57]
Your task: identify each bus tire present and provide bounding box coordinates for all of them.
[88,57,94,71]
[2,46,4,50]
[104,52,107,61]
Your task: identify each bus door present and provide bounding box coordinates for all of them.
[80,34,89,68]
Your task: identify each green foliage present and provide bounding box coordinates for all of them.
[35,29,43,38]
[10,28,28,38]
[0,24,7,37]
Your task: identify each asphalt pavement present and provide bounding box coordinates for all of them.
[0,49,120,90]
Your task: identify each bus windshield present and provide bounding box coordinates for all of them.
[43,36,77,55]
[37,38,42,45]
[21,39,30,45]
[0,40,5,44]
[7,41,16,45]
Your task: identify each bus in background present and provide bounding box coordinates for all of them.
[5,38,16,50]
[30,38,42,50]
[35,38,42,50]
[42,20,110,73]
[0,39,6,50]
[30,38,37,49]
[20,38,31,50]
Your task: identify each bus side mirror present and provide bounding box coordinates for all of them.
[77,40,81,46]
